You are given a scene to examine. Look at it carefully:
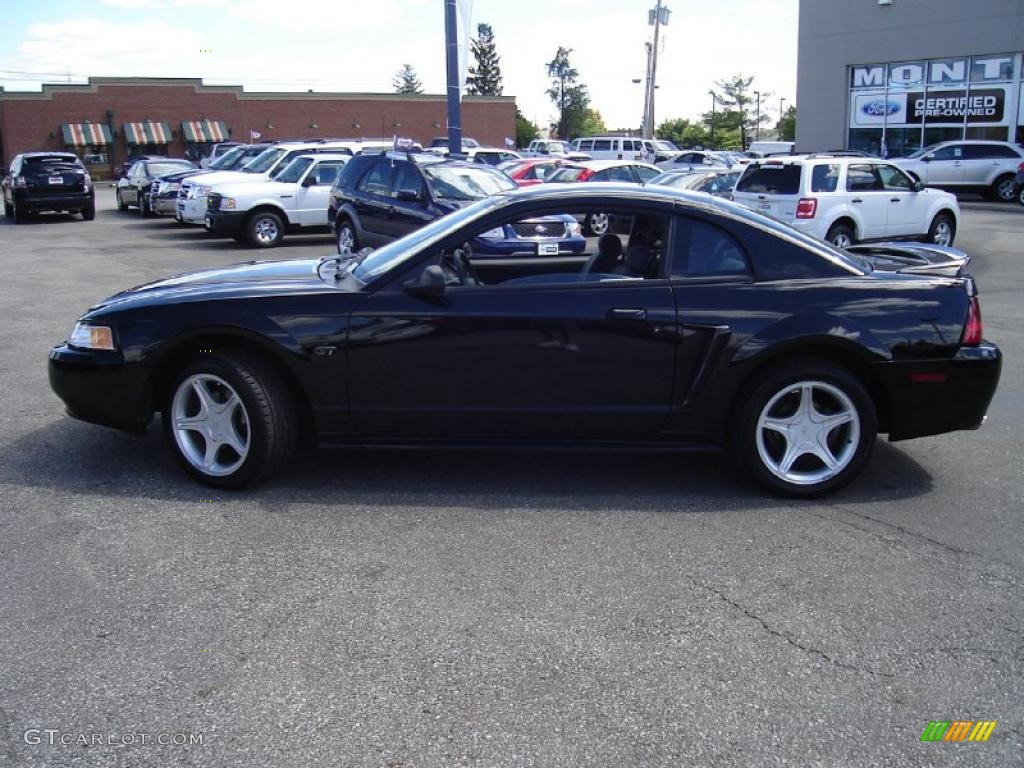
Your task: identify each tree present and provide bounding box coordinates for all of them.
[578,109,606,137]
[710,74,772,149]
[466,23,503,96]
[393,64,423,94]
[545,47,591,139]
[656,117,710,149]
[514,109,539,148]
[778,105,796,142]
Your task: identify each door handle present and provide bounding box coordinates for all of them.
[607,307,647,320]
[890,197,901,202]
[851,198,863,203]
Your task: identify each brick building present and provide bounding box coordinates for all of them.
[0,77,517,179]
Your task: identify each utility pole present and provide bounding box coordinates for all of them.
[778,96,786,135]
[641,42,652,138]
[444,0,462,154]
[645,2,669,139]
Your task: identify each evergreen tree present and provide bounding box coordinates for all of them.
[710,74,771,149]
[546,47,591,139]
[466,23,503,96]
[778,105,796,142]
[393,64,423,94]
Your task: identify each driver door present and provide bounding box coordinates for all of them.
[296,160,345,226]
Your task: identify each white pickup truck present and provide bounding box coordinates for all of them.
[202,154,349,247]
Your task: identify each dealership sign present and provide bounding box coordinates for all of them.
[851,87,1006,126]
[852,55,1018,89]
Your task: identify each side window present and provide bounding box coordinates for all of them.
[606,165,635,182]
[593,139,612,152]
[932,145,962,161]
[846,164,883,192]
[634,165,660,183]
[357,160,393,195]
[964,144,1018,159]
[578,139,593,152]
[810,164,840,193]
[391,163,424,198]
[876,164,912,190]
[313,162,344,185]
[590,169,611,182]
[672,217,751,278]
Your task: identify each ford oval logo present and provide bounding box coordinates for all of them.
[861,100,901,117]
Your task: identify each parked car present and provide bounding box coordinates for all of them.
[656,150,732,171]
[116,158,197,214]
[147,169,207,217]
[647,168,742,198]
[429,147,522,166]
[3,151,95,223]
[569,136,654,162]
[732,154,960,248]
[430,136,479,149]
[1013,166,1024,206]
[203,153,350,247]
[893,140,1024,202]
[545,160,662,235]
[115,154,165,181]
[199,141,243,168]
[652,139,683,162]
[499,158,569,186]
[748,140,795,156]
[329,151,584,257]
[47,183,1001,496]
[522,139,591,161]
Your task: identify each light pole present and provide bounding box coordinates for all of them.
[754,90,761,142]
[778,96,787,135]
[709,91,716,148]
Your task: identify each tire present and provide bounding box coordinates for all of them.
[991,174,1016,203]
[116,189,127,211]
[3,201,11,219]
[1018,185,1024,207]
[927,212,956,247]
[163,350,298,488]
[336,218,358,255]
[825,223,855,249]
[137,192,151,216]
[731,360,877,497]
[584,212,611,237]
[247,210,284,248]
[12,200,25,224]
[82,202,95,221]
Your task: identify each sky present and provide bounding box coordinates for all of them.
[0,0,798,133]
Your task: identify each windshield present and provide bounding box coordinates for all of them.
[546,141,570,153]
[25,155,81,168]
[423,165,515,200]
[546,166,585,182]
[147,161,194,176]
[656,141,678,151]
[352,196,503,282]
[907,143,941,159]
[209,146,245,170]
[241,147,285,173]
[273,157,314,184]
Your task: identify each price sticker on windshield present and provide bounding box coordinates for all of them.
[537,242,559,256]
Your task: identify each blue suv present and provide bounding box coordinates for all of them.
[328,152,584,257]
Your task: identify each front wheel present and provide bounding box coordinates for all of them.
[1017,184,1024,207]
[928,212,956,247]
[336,219,358,254]
[82,202,95,221]
[116,189,127,211]
[732,360,877,497]
[991,174,1016,203]
[163,350,298,488]
[584,212,611,236]
[247,210,284,248]
[825,223,855,249]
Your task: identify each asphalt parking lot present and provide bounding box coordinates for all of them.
[1,189,1022,767]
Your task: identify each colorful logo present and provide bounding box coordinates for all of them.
[861,100,902,117]
[921,720,997,742]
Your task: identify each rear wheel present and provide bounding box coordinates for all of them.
[336,218,358,255]
[82,202,95,221]
[1017,184,1024,207]
[991,174,1016,203]
[116,189,128,211]
[12,200,25,224]
[3,201,11,219]
[732,360,876,497]
[163,350,298,488]
[928,212,956,247]
[247,210,284,248]
[825,223,855,249]
[584,213,611,236]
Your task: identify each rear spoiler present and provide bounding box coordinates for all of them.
[846,242,969,279]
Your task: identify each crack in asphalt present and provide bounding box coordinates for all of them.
[690,579,895,678]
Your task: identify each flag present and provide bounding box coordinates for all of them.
[250,130,261,140]
[504,137,515,149]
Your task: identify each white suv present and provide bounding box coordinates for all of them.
[732,154,960,248]
[893,140,1024,202]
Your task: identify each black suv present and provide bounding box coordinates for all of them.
[330,152,581,257]
[3,152,95,223]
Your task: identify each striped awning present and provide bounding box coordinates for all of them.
[61,123,113,146]
[181,119,229,143]
[122,121,172,145]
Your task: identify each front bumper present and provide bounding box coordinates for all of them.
[15,190,94,212]
[881,342,1002,441]
[177,196,208,224]
[204,209,248,236]
[151,196,178,216]
[48,344,151,433]
[473,236,587,257]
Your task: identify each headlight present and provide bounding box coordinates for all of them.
[69,322,116,351]
[479,226,505,240]
[567,222,582,237]
[196,185,212,197]
[221,198,236,209]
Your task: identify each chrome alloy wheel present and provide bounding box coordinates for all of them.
[755,380,860,486]
[253,215,280,245]
[337,224,355,254]
[996,176,1016,202]
[932,219,953,246]
[831,231,853,249]
[588,213,610,235]
[171,374,251,477]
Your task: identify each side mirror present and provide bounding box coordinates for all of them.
[913,180,926,192]
[302,174,317,187]
[396,188,422,203]
[403,264,446,298]
[922,153,934,162]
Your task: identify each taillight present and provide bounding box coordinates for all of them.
[578,169,595,181]
[1018,161,1024,171]
[962,296,983,346]
[796,197,817,218]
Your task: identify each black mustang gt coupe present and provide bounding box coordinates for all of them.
[48,184,1001,496]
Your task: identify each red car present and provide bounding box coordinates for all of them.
[498,158,568,187]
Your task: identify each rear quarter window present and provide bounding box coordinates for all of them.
[735,164,802,195]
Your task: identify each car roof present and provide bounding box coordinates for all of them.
[565,159,659,170]
[21,151,78,158]
[287,153,352,161]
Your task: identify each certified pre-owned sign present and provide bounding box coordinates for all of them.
[907,88,1005,123]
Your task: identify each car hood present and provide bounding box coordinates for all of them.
[209,180,289,197]
[86,259,333,315]
[186,170,267,187]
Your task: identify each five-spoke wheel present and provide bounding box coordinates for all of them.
[171,374,251,478]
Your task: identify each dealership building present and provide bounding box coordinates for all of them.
[0,77,516,179]
[797,0,1024,156]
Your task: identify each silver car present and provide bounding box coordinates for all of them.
[894,140,1024,202]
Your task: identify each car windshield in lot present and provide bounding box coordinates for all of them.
[546,166,585,182]
[423,165,516,200]
[24,155,80,168]
[147,161,194,176]
[209,146,246,169]
[656,140,679,151]
[241,148,286,173]
[273,157,314,184]
[351,196,503,282]
[735,164,802,194]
